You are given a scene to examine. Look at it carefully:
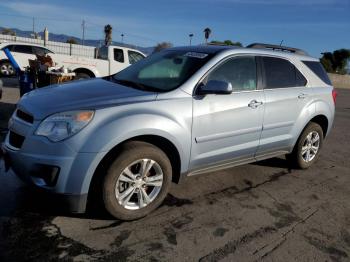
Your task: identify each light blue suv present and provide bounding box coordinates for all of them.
[2,44,336,220]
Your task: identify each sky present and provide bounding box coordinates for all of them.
[0,0,349,57]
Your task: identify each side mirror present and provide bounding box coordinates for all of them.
[198,80,232,95]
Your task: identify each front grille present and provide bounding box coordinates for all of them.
[16,109,34,124]
[9,131,25,149]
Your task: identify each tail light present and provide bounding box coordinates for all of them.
[332,89,337,105]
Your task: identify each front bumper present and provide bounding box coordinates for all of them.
[2,117,104,213]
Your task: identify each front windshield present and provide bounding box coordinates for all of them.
[113,50,213,92]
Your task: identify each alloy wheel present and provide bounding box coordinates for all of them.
[115,158,163,210]
[301,131,320,162]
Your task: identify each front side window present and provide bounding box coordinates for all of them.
[128,51,145,64]
[32,46,53,55]
[206,56,257,91]
[114,48,125,63]
[113,50,213,92]
[262,57,307,88]
[12,45,33,54]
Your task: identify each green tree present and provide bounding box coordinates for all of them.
[203,28,211,44]
[66,38,78,44]
[104,24,113,46]
[1,28,16,36]
[153,42,173,53]
[210,40,243,47]
[320,49,350,74]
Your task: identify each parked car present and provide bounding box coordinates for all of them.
[2,43,336,220]
[0,42,146,79]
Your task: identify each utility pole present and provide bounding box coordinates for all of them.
[81,19,86,45]
[32,17,35,38]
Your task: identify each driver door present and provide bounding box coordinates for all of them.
[190,55,265,170]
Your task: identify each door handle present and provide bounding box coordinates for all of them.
[248,100,263,109]
[298,93,307,99]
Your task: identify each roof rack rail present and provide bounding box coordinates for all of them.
[246,43,308,56]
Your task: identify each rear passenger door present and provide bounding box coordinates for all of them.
[256,56,311,158]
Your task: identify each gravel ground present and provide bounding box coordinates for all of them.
[0,78,349,261]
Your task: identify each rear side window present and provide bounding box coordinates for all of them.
[262,57,307,88]
[114,48,124,63]
[12,45,33,54]
[302,61,332,85]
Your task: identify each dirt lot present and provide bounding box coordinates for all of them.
[0,79,349,262]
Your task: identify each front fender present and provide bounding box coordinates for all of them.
[64,100,193,194]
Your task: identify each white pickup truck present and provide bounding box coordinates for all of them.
[0,42,146,79]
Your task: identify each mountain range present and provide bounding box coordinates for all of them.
[0,27,155,54]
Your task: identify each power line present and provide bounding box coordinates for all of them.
[0,12,161,45]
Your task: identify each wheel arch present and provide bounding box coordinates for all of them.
[73,67,96,78]
[86,134,183,209]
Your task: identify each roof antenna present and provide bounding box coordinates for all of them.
[279,40,284,46]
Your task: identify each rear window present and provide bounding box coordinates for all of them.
[114,48,125,63]
[302,61,332,85]
[97,46,108,60]
[12,45,33,54]
[262,57,307,89]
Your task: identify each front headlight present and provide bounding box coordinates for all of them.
[35,110,94,142]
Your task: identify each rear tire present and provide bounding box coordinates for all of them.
[287,122,323,169]
[103,141,172,220]
[74,72,91,80]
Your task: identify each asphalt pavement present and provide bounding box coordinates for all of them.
[0,80,349,261]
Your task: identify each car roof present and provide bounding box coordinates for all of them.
[168,44,318,61]
[0,42,53,50]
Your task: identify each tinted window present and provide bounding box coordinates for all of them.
[128,51,145,64]
[2,45,15,51]
[32,46,53,55]
[114,48,124,63]
[302,61,331,85]
[114,50,213,92]
[12,45,33,54]
[97,46,108,60]
[207,56,257,91]
[262,57,307,88]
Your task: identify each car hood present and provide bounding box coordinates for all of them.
[18,78,157,120]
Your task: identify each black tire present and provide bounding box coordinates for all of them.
[103,141,172,220]
[0,60,15,77]
[74,72,91,80]
[287,122,324,169]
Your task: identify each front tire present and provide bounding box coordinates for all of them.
[103,141,172,220]
[287,122,323,169]
[0,61,15,77]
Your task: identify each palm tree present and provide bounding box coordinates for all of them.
[189,33,194,46]
[203,28,211,44]
[104,24,113,46]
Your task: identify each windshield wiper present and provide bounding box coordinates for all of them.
[113,78,162,92]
